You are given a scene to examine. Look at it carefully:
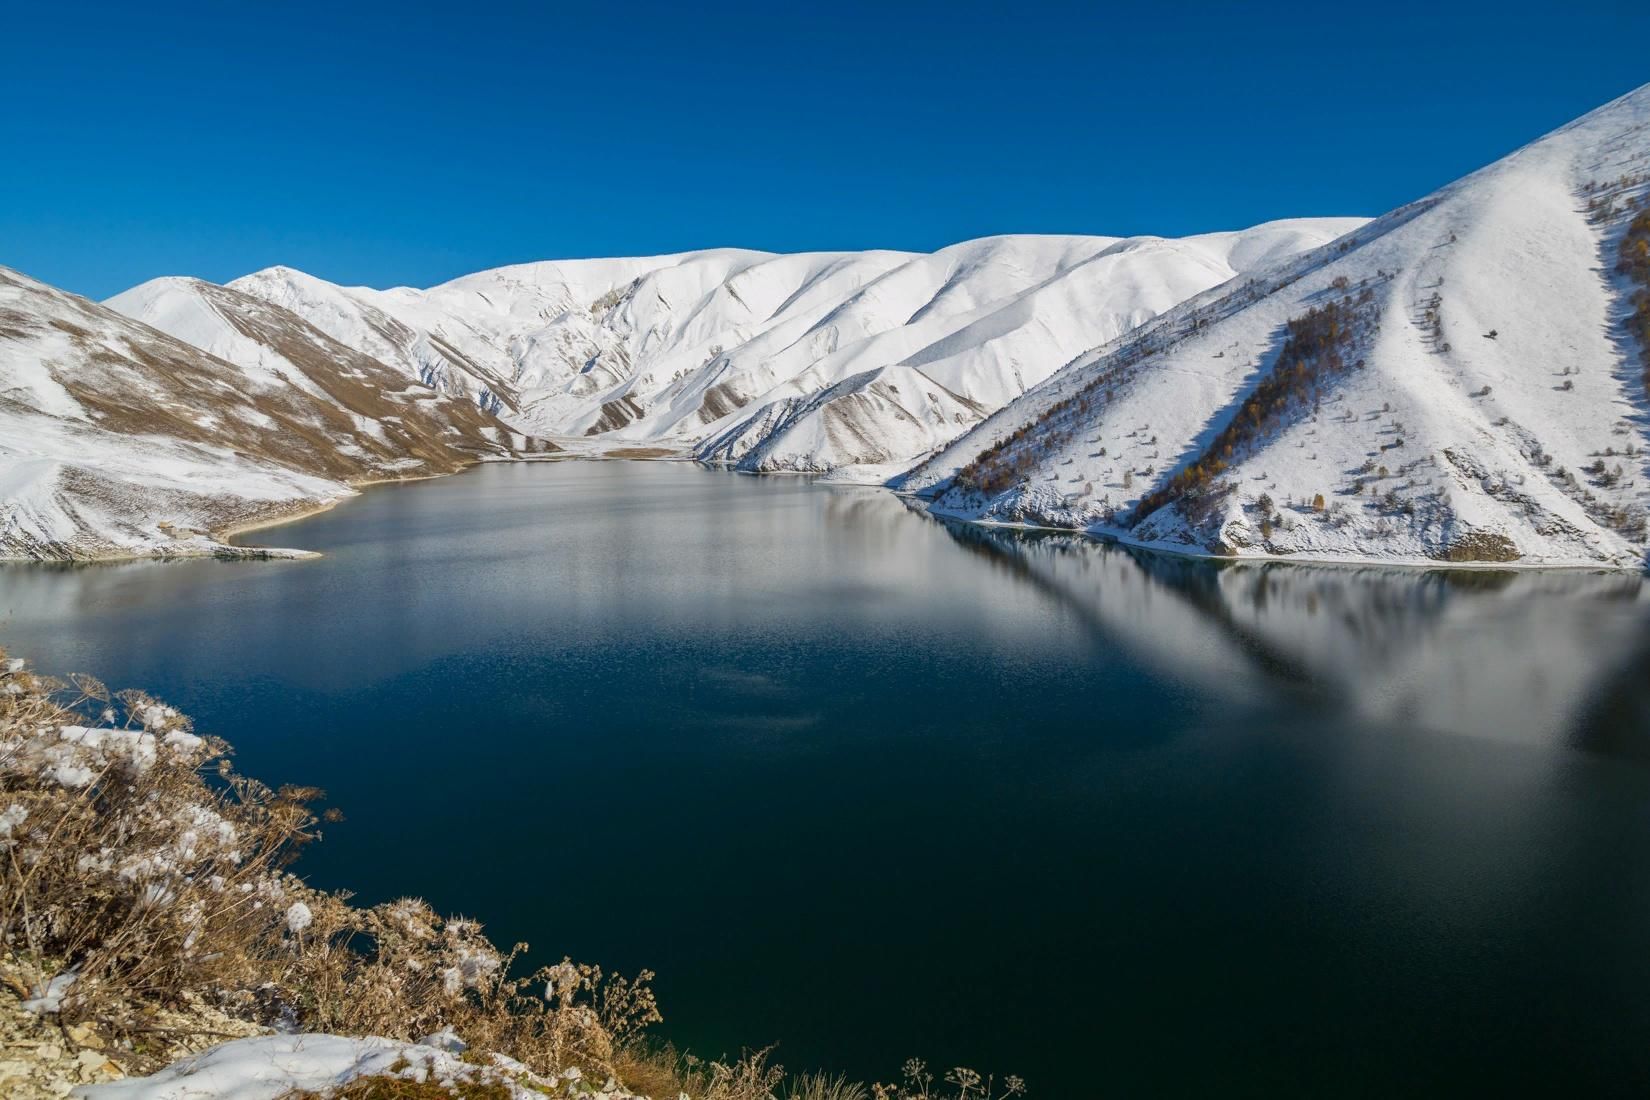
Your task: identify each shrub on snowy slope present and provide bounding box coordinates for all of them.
[1129,296,1376,550]
[1621,209,1650,393]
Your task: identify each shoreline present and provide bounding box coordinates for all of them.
[916,500,1650,575]
[2,455,1645,575]
[210,464,496,548]
[0,464,498,566]
[212,498,350,548]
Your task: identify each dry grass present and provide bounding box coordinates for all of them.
[598,447,682,460]
[0,660,321,1025]
[785,1071,869,1100]
[286,1077,514,1100]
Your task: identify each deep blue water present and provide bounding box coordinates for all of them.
[5,461,1650,1095]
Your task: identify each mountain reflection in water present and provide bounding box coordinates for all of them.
[927,513,1650,752]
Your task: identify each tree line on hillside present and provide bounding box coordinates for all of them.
[1621,209,1650,396]
[1132,296,1370,528]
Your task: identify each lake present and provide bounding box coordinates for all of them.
[4,460,1650,1095]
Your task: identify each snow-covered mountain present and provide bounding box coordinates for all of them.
[13,82,1649,567]
[218,225,1359,479]
[2,220,1349,562]
[908,83,1650,569]
[691,225,1362,477]
[0,269,531,560]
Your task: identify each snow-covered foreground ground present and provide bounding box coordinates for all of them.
[909,83,1650,569]
[74,1034,618,1100]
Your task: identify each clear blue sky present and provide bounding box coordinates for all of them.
[4,0,1646,299]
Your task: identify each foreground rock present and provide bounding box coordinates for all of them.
[0,966,263,1100]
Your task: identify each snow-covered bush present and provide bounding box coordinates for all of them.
[0,656,323,1028]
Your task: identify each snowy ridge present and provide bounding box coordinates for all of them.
[216,225,1357,478]
[692,223,1361,478]
[911,82,1650,570]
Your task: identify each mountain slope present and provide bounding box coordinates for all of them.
[221,265,529,414]
[0,269,530,560]
[910,83,1650,569]
[220,226,1359,475]
[694,222,1362,477]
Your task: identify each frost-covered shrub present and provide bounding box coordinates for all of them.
[0,659,322,1026]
